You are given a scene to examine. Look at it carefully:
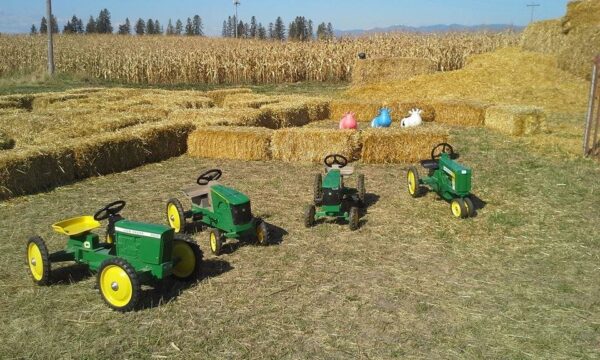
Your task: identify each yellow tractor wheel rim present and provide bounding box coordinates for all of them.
[256,227,264,243]
[172,241,195,278]
[167,204,181,233]
[27,243,44,281]
[408,171,416,194]
[100,265,133,308]
[451,201,462,218]
[210,233,217,253]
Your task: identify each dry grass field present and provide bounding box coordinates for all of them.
[0,126,598,358]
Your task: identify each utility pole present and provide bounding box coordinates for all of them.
[234,0,240,38]
[46,0,55,75]
[527,3,540,24]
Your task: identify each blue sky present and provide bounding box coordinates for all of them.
[0,0,570,35]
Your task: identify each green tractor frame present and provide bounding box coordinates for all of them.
[166,169,271,256]
[407,143,476,219]
[304,154,366,231]
[26,201,203,312]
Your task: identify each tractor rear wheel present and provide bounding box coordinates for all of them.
[464,197,475,218]
[97,258,141,312]
[304,205,316,228]
[314,173,323,205]
[357,173,366,205]
[172,235,203,281]
[166,198,186,233]
[26,236,51,286]
[349,207,360,231]
[255,220,271,246]
[451,198,468,219]
[209,228,224,256]
[407,166,421,198]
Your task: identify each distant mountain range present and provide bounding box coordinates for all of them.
[335,24,524,37]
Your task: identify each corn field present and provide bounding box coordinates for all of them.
[0,33,520,84]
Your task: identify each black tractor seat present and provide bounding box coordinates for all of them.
[420,160,439,170]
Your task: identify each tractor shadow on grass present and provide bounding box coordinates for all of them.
[50,264,93,285]
[221,223,288,255]
[468,194,487,218]
[138,258,233,311]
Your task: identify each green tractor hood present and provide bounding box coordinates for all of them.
[211,184,250,205]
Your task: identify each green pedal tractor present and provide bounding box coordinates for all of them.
[407,143,476,218]
[166,169,271,256]
[25,201,203,312]
[304,154,366,231]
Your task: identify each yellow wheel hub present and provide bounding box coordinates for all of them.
[27,243,44,281]
[100,265,133,308]
[167,204,181,233]
[172,241,196,278]
[256,227,264,243]
[408,171,416,194]
[451,201,462,218]
[210,233,217,252]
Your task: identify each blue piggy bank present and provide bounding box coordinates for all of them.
[371,108,393,128]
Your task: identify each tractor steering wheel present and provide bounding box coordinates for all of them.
[197,169,222,186]
[431,143,455,160]
[94,200,126,221]
[324,154,348,168]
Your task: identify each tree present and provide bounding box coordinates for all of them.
[40,17,48,34]
[118,18,131,35]
[273,17,285,41]
[146,19,155,35]
[175,19,183,35]
[185,18,194,36]
[50,15,59,34]
[327,22,334,39]
[75,17,84,33]
[86,16,96,34]
[222,20,228,37]
[135,18,145,35]
[63,20,74,34]
[257,23,266,40]
[155,20,163,35]
[166,19,174,35]
[308,20,314,40]
[237,21,246,38]
[317,22,333,40]
[268,22,274,39]
[95,9,113,34]
[249,16,257,38]
[192,15,203,36]
[30,24,38,35]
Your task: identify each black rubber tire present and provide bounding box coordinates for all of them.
[26,236,51,286]
[464,197,475,218]
[407,166,422,198]
[97,258,141,312]
[172,234,203,281]
[349,207,360,231]
[313,173,323,205]
[209,228,224,256]
[166,198,186,233]
[255,220,271,246]
[304,204,316,228]
[451,198,469,219]
[357,173,366,205]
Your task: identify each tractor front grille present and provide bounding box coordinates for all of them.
[322,189,341,206]
[231,202,252,225]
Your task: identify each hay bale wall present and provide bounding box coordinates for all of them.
[271,128,360,163]
[431,100,488,126]
[361,125,449,164]
[485,105,545,136]
[329,100,384,122]
[352,57,437,86]
[187,126,273,161]
[223,93,281,109]
[260,102,310,128]
[392,101,436,123]
[205,88,253,107]
[0,130,16,150]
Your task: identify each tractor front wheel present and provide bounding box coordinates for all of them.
[451,198,469,219]
[172,235,203,281]
[98,258,141,312]
[166,198,186,233]
[349,207,360,231]
[26,236,51,286]
[407,166,421,198]
[314,173,323,205]
[304,205,316,228]
[209,228,224,256]
[464,197,475,218]
[357,173,366,205]
[255,220,271,246]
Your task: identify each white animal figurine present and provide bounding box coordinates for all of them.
[400,108,423,128]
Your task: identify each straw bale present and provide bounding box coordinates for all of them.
[521,20,568,54]
[205,88,253,106]
[431,100,488,126]
[561,0,600,33]
[271,128,361,163]
[222,93,281,109]
[361,124,449,164]
[0,130,15,150]
[131,121,194,163]
[557,27,600,80]
[485,105,546,136]
[303,97,331,121]
[187,126,273,161]
[32,94,89,110]
[352,57,437,86]
[260,102,310,128]
[392,101,436,122]
[71,134,146,178]
[329,99,383,122]
[169,108,269,128]
[0,94,34,110]
[0,147,76,200]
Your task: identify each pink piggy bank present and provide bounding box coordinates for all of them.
[339,112,358,130]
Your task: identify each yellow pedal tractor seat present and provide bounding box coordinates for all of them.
[52,216,101,236]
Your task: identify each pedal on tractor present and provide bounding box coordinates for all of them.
[166,169,271,256]
[304,154,366,231]
[25,201,203,312]
[407,143,476,219]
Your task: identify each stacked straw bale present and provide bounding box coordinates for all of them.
[31,93,89,110]
[352,57,437,86]
[205,88,253,106]
[361,124,449,164]
[485,105,546,136]
[223,93,281,109]
[187,126,273,161]
[271,128,361,163]
[0,130,15,150]
[329,100,384,122]
[260,102,310,128]
[392,101,436,122]
[169,108,269,128]
[431,100,488,126]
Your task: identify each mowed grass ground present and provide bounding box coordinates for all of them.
[0,124,599,358]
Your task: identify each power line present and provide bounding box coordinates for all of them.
[527,3,541,23]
